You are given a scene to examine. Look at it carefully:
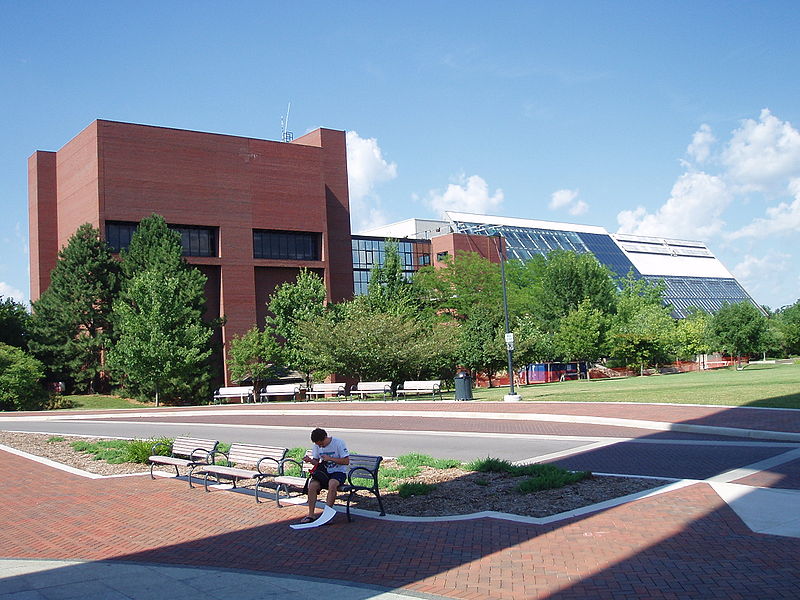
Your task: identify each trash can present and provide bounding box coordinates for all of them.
[454,372,473,401]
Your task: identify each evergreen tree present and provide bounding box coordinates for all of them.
[28,224,120,392]
[119,214,207,312]
[366,240,418,315]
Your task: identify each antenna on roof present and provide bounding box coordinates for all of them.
[280,103,293,142]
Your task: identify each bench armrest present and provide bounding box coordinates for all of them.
[278,457,305,476]
[347,466,378,488]
[151,441,171,455]
[256,456,282,475]
[200,449,226,465]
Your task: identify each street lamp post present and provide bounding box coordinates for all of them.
[496,234,521,402]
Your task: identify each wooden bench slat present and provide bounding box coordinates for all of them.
[275,453,385,520]
[191,443,288,502]
[397,380,443,399]
[149,437,219,485]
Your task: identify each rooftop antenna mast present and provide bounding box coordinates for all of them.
[280,103,293,142]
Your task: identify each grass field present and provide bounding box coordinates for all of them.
[52,363,800,411]
[61,395,153,410]
[470,363,800,409]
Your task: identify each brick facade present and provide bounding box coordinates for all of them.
[29,120,353,385]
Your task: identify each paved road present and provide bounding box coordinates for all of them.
[3,401,799,481]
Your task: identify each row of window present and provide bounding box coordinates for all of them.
[105,221,321,261]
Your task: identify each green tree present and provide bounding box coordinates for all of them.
[108,270,213,405]
[297,303,457,384]
[674,308,712,361]
[457,307,506,386]
[514,315,557,365]
[553,299,605,368]
[115,214,216,400]
[0,296,30,349]
[608,279,675,374]
[0,343,48,411]
[413,251,502,322]
[511,250,617,330]
[228,327,284,394]
[709,301,769,368]
[775,300,800,356]
[28,224,120,393]
[267,269,327,384]
[365,240,419,315]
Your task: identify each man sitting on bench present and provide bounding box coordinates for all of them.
[299,428,350,524]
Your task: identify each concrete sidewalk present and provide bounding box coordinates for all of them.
[0,559,435,600]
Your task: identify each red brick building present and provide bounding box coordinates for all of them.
[29,120,353,383]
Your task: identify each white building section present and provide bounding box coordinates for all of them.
[611,234,735,279]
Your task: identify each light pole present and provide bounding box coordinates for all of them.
[496,234,521,402]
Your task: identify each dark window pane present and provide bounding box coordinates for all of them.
[253,230,320,260]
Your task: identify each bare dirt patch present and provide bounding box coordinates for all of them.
[0,431,667,517]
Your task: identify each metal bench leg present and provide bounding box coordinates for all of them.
[374,488,386,516]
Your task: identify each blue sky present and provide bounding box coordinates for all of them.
[2,1,800,309]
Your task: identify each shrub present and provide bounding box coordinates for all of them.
[281,447,308,476]
[378,465,422,491]
[396,453,461,470]
[397,482,436,498]
[47,436,66,443]
[516,469,591,493]
[466,457,515,473]
[125,437,172,464]
[466,456,591,493]
[70,439,131,463]
[45,395,76,410]
[0,343,48,411]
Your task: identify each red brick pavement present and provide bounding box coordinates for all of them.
[3,450,799,599]
[71,401,800,435]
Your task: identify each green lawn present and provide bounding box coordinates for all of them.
[49,363,800,411]
[468,363,800,409]
[60,395,153,410]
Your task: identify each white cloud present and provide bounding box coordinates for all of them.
[346,131,398,231]
[731,251,794,309]
[427,174,504,217]
[732,252,790,281]
[0,282,24,303]
[616,172,730,239]
[722,109,800,192]
[687,124,716,164]
[549,189,577,209]
[549,188,588,216]
[729,178,800,239]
